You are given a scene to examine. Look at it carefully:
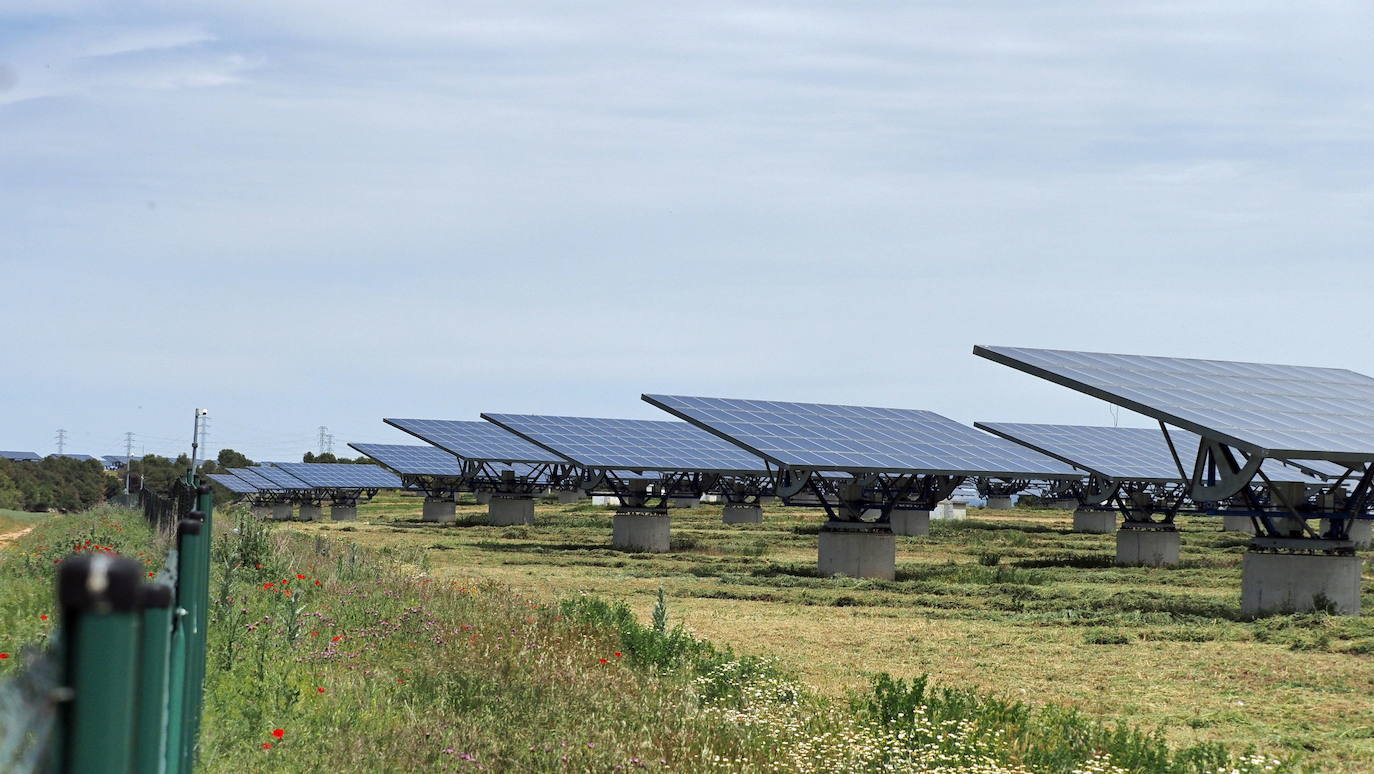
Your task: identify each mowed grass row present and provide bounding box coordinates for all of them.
[3,504,1291,773]
[290,491,1374,772]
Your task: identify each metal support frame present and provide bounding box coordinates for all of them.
[774,466,962,528]
[974,476,1030,498]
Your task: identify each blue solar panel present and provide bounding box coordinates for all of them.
[349,443,465,476]
[0,450,41,461]
[384,418,563,463]
[274,462,402,489]
[250,465,313,491]
[643,394,1081,477]
[48,453,96,462]
[227,467,284,491]
[975,345,1374,461]
[209,472,260,494]
[975,423,1322,485]
[480,414,769,473]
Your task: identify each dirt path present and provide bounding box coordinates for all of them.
[0,525,36,549]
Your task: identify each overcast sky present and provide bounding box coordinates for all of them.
[3,1,1372,461]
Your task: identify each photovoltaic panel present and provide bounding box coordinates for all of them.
[102,455,130,465]
[0,450,41,461]
[480,414,769,473]
[209,472,260,494]
[227,467,284,491]
[49,453,96,461]
[642,394,1080,478]
[974,423,1321,485]
[384,418,563,464]
[349,443,466,477]
[974,345,1374,461]
[274,462,402,489]
[250,465,313,491]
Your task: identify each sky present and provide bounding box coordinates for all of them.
[2,1,1372,461]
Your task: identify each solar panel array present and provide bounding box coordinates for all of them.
[249,466,312,491]
[0,450,41,461]
[208,472,260,494]
[49,453,96,462]
[974,345,1374,460]
[101,455,130,465]
[385,418,563,463]
[349,443,466,476]
[274,462,402,489]
[974,423,1320,485]
[481,414,769,473]
[643,395,1080,477]
[227,467,281,490]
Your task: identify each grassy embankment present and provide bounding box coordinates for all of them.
[0,502,1293,772]
[287,491,1374,772]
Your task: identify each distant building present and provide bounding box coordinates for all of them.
[0,450,41,462]
[48,453,97,462]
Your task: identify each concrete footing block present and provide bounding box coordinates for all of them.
[817,527,896,580]
[933,500,967,521]
[1116,527,1180,567]
[1318,519,1372,549]
[1241,551,1362,617]
[1223,515,1306,535]
[722,504,763,524]
[297,504,321,522]
[250,506,271,520]
[489,497,534,526]
[612,513,671,552]
[422,498,457,523]
[269,503,293,521]
[985,495,1013,510]
[1073,509,1117,534]
[331,505,357,521]
[891,510,930,536]
[556,490,586,505]
[474,491,493,505]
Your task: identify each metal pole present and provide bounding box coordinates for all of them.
[57,553,144,774]
[135,581,175,774]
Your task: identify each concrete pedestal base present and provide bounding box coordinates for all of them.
[722,503,763,524]
[297,504,321,522]
[592,495,619,506]
[612,513,671,552]
[1223,515,1307,536]
[1073,509,1117,534]
[556,490,586,505]
[934,500,967,520]
[818,527,896,579]
[1319,519,1372,549]
[269,504,293,521]
[1241,551,1362,617]
[422,498,457,523]
[1115,527,1180,567]
[331,505,357,521]
[985,495,1013,510]
[489,497,534,526]
[891,510,930,536]
[700,494,724,505]
[474,491,493,505]
[250,506,271,520]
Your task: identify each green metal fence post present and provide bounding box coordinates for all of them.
[162,512,204,774]
[56,553,144,774]
[184,481,214,770]
[175,499,210,774]
[134,582,175,774]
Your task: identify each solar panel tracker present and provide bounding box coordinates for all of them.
[974,345,1374,461]
[974,423,1320,485]
[209,472,260,494]
[0,450,41,461]
[348,443,466,476]
[274,462,402,489]
[642,395,1080,477]
[384,418,563,464]
[480,414,769,473]
[249,465,312,491]
[226,467,281,490]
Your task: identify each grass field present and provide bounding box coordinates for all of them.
[284,491,1374,772]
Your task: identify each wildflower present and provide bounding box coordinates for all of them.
[315,580,321,586]
[261,742,272,750]
[296,574,305,579]
[39,615,47,621]
[272,729,284,739]
[0,653,8,659]
[331,636,342,642]
[317,687,325,693]
[599,658,609,664]
[310,631,319,637]
[255,563,261,568]
[613,652,621,658]
[263,583,273,589]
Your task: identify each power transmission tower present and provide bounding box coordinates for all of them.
[318,426,329,456]
[124,432,135,495]
[326,433,335,455]
[55,429,67,454]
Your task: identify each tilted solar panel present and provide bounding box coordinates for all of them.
[348,443,465,476]
[974,345,1374,461]
[226,467,280,490]
[274,462,402,489]
[384,418,563,464]
[642,394,1080,478]
[480,414,769,473]
[208,472,260,494]
[975,423,1321,485]
[49,453,96,461]
[0,451,42,461]
[250,465,313,491]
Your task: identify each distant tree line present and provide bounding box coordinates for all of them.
[300,452,372,464]
[0,456,115,512]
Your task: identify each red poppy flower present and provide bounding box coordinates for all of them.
[0,653,8,659]
[314,580,320,586]
[284,589,291,596]
[147,572,154,578]
[331,636,342,642]
[255,563,262,569]
[263,583,273,589]
[599,658,609,664]
[396,679,405,684]
[317,687,325,693]
[310,631,319,637]
[261,742,272,749]
[40,615,47,621]
[296,574,305,579]
[614,652,621,658]
[272,729,284,739]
